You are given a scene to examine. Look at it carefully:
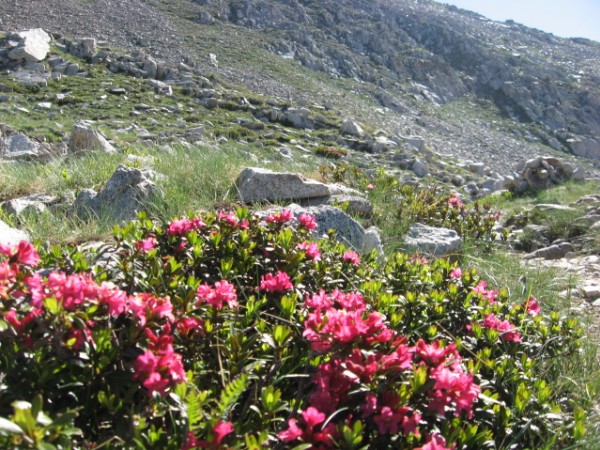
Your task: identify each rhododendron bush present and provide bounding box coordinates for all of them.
[0,209,587,448]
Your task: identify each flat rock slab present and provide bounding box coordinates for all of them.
[236,167,331,203]
[525,242,575,260]
[403,223,463,258]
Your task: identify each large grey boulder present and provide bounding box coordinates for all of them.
[287,204,383,255]
[0,133,40,160]
[236,167,331,202]
[68,121,116,153]
[340,118,364,137]
[8,29,51,62]
[74,165,161,221]
[282,108,314,129]
[403,223,463,258]
[525,242,575,260]
[569,138,600,160]
[0,219,29,246]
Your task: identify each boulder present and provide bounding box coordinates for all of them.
[282,108,314,129]
[143,57,158,78]
[286,204,383,255]
[199,11,216,25]
[402,135,425,151]
[1,194,57,218]
[0,133,41,160]
[412,159,429,178]
[525,242,575,260]
[236,167,331,203]
[74,165,161,221]
[507,156,583,194]
[68,121,116,153]
[80,38,97,60]
[8,29,51,62]
[340,118,364,137]
[0,219,29,245]
[147,79,173,95]
[403,223,463,258]
[569,138,600,160]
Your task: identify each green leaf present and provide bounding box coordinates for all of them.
[217,375,248,416]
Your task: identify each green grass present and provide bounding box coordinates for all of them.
[1,141,322,244]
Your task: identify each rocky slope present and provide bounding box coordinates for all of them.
[1,0,600,175]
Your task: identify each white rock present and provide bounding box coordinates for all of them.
[404,223,463,258]
[8,29,51,62]
[236,167,331,202]
[0,219,29,245]
[340,118,364,137]
[68,121,116,153]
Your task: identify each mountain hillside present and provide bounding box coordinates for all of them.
[1,0,600,174]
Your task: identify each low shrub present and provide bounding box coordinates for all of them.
[0,208,588,448]
[319,164,503,246]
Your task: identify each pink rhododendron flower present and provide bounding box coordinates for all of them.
[278,418,303,442]
[266,209,294,224]
[130,293,174,326]
[97,281,128,316]
[217,210,239,226]
[524,296,541,316]
[367,183,375,190]
[448,195,464,208]
[449,268,462,279]
[331,289,366,311]
[298,213,318,230]
[378,342,415,372]
[342,250,361,266]
[182,432,202,450]
[482,313,522,342]
[167,217,206,236]
[177,316,204,336]
[471,280,498,303]
[302,407,326,429]
[0,262,17,299]
[196,280,238,309]
[429,366,480,419]
[416,339,459,368]
[416,433,456,450]
[260,271,293,293]
[132,340,186,396]
[4,308,41,334]
[135,237,157,252]
[297,241,321,261]
[409,253,428,264]
[0,241,41,267]
[304,308,392,350]
[373,406,421,436]
[44,272,100,311]
[278,407,336,446]
[182,422,234,449]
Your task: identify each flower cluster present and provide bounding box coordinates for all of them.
[167,217,206,236]
[342,250,361,266]
[196,280,238,309]
[266,208,294,224]
[482,313,522,342]
[260,271,293,293]
[217,210,250,229]
[278,285,482,448]
[132,325,187,396]
[183,421,235,449]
